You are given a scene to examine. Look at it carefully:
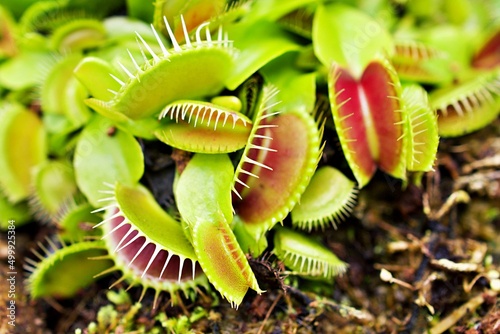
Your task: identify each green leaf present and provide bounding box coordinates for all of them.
[30,159,78,222]
[73,115,144,207]
[0,193,31,229]
[261,52,317,113]
[245,0,320,22]
[126,0,154,22]
[0,50,52,90]
[225,19,301,90]
[313,3,393,78]
[74,56,122,101]
[41,54,92,130]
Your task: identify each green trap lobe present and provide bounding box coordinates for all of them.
[235,111,320,237]
[329,60,404,187]
[155,100,252,154]
[89,48,234,120]
[115,183,196,259]
[362,61,404,176]
[330,66,376,186]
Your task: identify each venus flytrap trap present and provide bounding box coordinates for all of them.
[327,56,407,187]
[314,3,409,188]
[155,99,252,154]
[0,193,31,229]
[85,17,235,121]
[56,202,102,241]
[391,40,451,85]
[49,18,107,53]
[153,0,225,39]
[232,89,323,239]
[391,0,500,138]
[401,84,439,172]
[472,29,500,70]
[15,0,118,54]
[92,182,207,306]
[24,238,112,299]
[273,227,347,280]
[28,159,78,223]
[430,68,500,137]
[176,153,264,307]
[291,166,358,232]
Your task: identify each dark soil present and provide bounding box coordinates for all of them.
[1,119,499,334]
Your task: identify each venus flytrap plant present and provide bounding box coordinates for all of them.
[74,56,123,102]
[472,29,500,69]
[225,19,301,90]
[313,3,394,80]
[235,74,264,119]
[277,5,315,39]
[312,3,443,188]
[260,51,317,113]
[313,3,410,188]
[153,0,226,40]
[16,0,122,41]
[16,0,109,52]
[49,18,107,53]
[390,6,500,138]
[0,5,18,59]
[153,0,252,46]
[2,0,479,321]
[18,1,89,37]
[0,48,53,92]
[56,202,102,241]
[0,193,31,229]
